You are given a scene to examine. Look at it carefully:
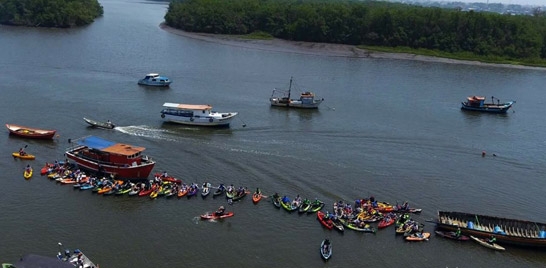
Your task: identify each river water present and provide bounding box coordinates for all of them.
[1,0,546,267]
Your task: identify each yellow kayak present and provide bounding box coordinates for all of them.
[12,152,36,160]
[24,168,33,179]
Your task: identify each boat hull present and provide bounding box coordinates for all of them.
[12,152,36,160]
[470,235,506,251]
[83,117,115,129]
[138,80,171,87]
[6,124,56,139]
[461,102,514,114]
[436,211,546,248]
[162,112,237,127]
[270,98,322,109]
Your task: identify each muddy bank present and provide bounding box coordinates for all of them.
[160,23,546,71]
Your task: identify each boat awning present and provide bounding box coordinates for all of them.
[163,103,212,110]
[467,96,485,101]
[8,254,76,268]
[77,136,146,156]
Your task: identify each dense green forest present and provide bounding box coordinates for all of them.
[0,0,103,27]
[164,0,546,65]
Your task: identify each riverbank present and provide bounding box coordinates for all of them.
[160,23,546,71]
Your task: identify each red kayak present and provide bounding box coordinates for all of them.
[138,186,155,197]
[317,211,333,230]
[378,216,396,229]
[200,211,234,220]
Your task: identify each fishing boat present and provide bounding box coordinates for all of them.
[461,96,515,113]
[270,77,324,109]
[320,239,332,261]
[5,124,56,139]
[470,235,506,251]
[435,211,546,248]
[65,136,155,180]
[160,103,238,127]
[138,73,172,87]
[83,117,115,129]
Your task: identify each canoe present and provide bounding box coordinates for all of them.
[470,235,506,251]
[435,230,470,241]
[317,211,334,230]
[12,152,36,160]
[23,168,33,179]
[200,211,234,220]
[320,239,332,261]
[83,117,115,129]
[406,232,431,241]
[6,124,56,139]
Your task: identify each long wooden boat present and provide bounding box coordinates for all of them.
[5,124,56,139]
[83,117,115,129]
[65,136,155,180]
[435,211,546,248]
[461,96,515,114]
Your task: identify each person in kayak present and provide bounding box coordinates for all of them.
[488,235,496,244]
[455,227,462,238]
[322,239,331,253]
[19,147,26,156]
[25,164,31,172]
[215,206,225,216]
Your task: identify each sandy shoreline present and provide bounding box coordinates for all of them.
[160,23,546,71]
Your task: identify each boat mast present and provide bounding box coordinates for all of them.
[287,77,293,107]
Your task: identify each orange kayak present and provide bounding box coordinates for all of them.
[252,193,262,204]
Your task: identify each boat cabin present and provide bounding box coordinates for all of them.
[75,136,146,166]
[161,103,213,118]
[300,92,316,104]
[466,96,486,107]
[143,73,169,83]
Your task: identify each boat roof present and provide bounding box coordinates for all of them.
[467,96,485,101]
[76,136,146,156]
[163,103,212,110]
[146,73,159,76]
[7,254,75,268]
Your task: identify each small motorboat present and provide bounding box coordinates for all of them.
[138,73,172,87]
[320,239,332,261]
[83,117,115,129]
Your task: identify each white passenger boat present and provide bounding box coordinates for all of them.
[138,73,171,87]
[160,103,238,127]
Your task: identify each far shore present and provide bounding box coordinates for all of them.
[160,23,546,71]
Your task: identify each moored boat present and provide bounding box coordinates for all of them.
[83,117,115,129]
[138,73,172,87]
[65,136,155,180]
[160,103,238,127]
[6,124,56,139]
[435,211,546,248]
[461,96,515,113]
[270,77,324,109]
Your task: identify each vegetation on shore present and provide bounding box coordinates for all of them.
[0,0,103,27]
[164,0,546,67]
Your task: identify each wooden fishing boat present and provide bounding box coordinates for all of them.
[83,117,115,129]
[435,211,546,248]
[461,96,515,114]
[320,239,332,261]
[6,124,56,139]
[12,152,36,160]
[470,235,506,251]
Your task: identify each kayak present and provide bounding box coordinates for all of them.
[406,232,431,241]
[308,200,325,213]
[320,239,332,261]
[378,216,396,229]
[470,235,505,251]
[23,168,33,179]
[340,219,376,233]
[271,195,281,208]
[435,231,470,241]
[316,211,333,230]
[177,187,189,198]
[298,199,312,213]
[252,190,262,204]
[12,152,36,160]
[200,211,234,220]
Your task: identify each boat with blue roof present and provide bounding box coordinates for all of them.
[461,96,514,113]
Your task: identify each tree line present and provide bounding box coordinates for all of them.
[164,0,546,61]
[0,0,103,27]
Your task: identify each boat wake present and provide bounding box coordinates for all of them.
[115,125,180,142]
